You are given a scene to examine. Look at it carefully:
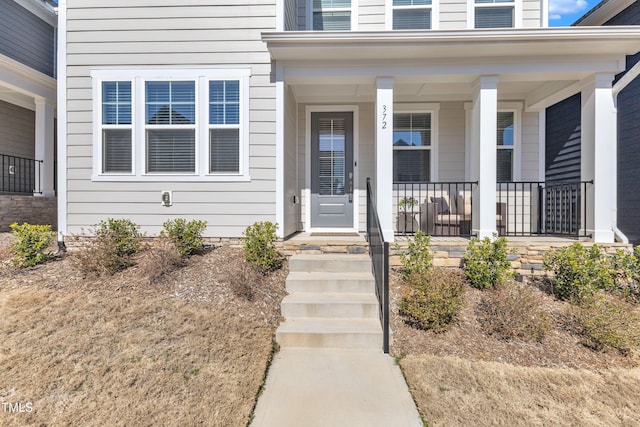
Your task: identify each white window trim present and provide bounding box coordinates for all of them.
[307,0,359,30]
[467,0,522,29]
[91,68,250,182]
[463,101,521,181]
[386,0,439,30]
[497,102,522,182]
[394,103,440,181]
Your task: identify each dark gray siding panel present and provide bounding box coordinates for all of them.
[0,100,35,159]
[616,73,640,244]
[605,0,640,26]
[545,94,581,183]
[0,1,55,77]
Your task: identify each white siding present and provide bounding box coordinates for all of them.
[520,110,540,181]
[438,101,466,181]
[65,0,277,237]
[359,0,386,31]
[439,0,468,30]
[522,0,543,28]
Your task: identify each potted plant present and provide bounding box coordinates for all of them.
[398,196,419,212]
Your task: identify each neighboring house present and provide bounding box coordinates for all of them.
[546,0,640,244]
[56,0,640,243]
[0,0,57,228]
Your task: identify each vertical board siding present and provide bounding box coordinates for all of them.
[0,101,36,159]
[66,1,277,237]
[545,94,581,182]
[0,1,55,77]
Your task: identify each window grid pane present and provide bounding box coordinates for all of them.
[313,11,351,30]
[102,81,131,125]
[393,9,431,30]
[209,80,240,125]
[497,149,513,182]
[145,81,195,125]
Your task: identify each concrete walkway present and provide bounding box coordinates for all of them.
[251,348,423,427]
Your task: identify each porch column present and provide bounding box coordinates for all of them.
[470,76,499,239]
[581,74,616,243]
[376,77,394,242]
[35,99,55,197]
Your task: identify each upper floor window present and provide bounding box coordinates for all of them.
[393,112,432,182]
[312,0,352,30]
[92,69,250,182]
[393,0,432,30]
[475,0,514,28]
[496,111,514,182]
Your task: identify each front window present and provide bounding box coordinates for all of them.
[497,111,514,182]
[475,0,514,28]
[92,69,249,181]
[313,0,352,30]
[393,113,431,182]
[393,0,432,30]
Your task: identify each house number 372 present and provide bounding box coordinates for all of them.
[381,105,387,130]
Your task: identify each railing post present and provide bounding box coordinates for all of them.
[383,241,389,354]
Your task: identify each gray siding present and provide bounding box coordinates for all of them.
[0,100,35,159]
[0,0,55,77]
[545,94,581,182]
[65,0,277,237]
[605,5,640,243]
[359,0,385,30]
[438,102,465,181]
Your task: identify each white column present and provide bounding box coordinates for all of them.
[35,99,55,197]
[376,77,394,242]
[275,64,285,238]
[581,74,616,243]
[470,76,499,239]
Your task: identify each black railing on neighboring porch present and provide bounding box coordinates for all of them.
[0,153,42,195]
[394,180,591,238]
[366,178,390,354]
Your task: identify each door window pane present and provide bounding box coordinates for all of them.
[318,118,346,195]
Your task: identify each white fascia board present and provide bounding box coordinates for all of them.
[263,27,640,62]
[574,0,635,26]
[0,54,57,101]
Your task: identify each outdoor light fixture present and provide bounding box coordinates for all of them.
[161,191,173,207]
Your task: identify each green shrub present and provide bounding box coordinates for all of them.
[398,231,433,281]
[80,218,141,275]
[462,235,515,290]
[543,243,615,301]
[161,218,207,257]
[476,282,551,342]
[399,268,466,333]
[610,247,640,302]
[242,221,281,273]
[570,292,640,354]
[9,222,55,267]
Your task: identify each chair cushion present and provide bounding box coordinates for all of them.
[430,196,450,214]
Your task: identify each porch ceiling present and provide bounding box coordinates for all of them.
[0,54,57,110]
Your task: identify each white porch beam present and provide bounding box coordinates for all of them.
[376,77,394,242]
[470,76,499,239]
[34,99,55,197]
[581,74,616,243]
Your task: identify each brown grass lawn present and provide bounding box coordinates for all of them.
[390,268,640,427]
[0,239,287,427]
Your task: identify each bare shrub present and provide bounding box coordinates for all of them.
[570,292,640,354]
[476,282,551,342]
[76,218,141,276]
[399,268,466,333]
[139,238,185,284]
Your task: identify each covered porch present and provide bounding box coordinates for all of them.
[265,28,640,243]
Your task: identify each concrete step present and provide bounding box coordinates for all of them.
[281,292,379,319]
[286,271,375,294]
[288,254,371,274]
[276,318,383,349]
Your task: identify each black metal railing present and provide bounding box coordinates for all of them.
[394,181,477,237]
[497,181,591,238]
[0,153,42,194]
[366,178,390,354]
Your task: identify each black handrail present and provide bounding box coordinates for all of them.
[0,153,42,194]
[366,177,390,354]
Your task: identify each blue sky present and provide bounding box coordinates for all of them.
[549,0,595,26]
